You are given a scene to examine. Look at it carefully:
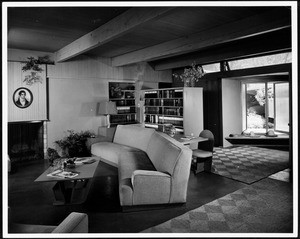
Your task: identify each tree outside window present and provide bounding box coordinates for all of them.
[243,81,289,134]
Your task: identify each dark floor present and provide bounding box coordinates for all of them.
[8,159,247,233]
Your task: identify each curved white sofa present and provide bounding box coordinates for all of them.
[9,209,88,233]
[91,125,192,207]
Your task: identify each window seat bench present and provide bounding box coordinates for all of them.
[225,134,289,149]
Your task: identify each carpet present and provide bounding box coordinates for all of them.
[211,146,289,184]
[141,178,293,233]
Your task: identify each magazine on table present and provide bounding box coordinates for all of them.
[74,157,96,165]
[47,169,79,179]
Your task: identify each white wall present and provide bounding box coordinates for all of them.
[7,62,47,122]
[7,49,172,149]
[8,48,54,62]
[47,55,171,148]
[222,78,243,147]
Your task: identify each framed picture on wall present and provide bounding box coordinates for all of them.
[109,82,135,99]
[13,87,33,109]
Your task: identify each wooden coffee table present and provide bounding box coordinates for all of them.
[35,157,100,205]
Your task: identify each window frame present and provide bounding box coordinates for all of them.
[241,79,289,134]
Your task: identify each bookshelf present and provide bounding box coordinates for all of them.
[143,87,203,136]
[109,82,137,125]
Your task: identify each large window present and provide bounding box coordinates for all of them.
[242,81,289,134]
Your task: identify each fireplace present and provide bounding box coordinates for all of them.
[8,121,46,162]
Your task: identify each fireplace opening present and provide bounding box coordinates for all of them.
[8,121,45,163]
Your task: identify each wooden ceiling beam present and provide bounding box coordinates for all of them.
[55,7,174,63]
[112,9,291,67]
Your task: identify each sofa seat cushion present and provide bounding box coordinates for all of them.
[118,151,156,206]
[91,142,142,167]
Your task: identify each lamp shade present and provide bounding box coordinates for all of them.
[98,101,117,115]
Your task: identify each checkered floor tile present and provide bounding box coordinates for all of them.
[211,146,289,184]
[141,178,293,233]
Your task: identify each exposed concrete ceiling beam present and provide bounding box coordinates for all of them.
[55,7,174,63]
[112,9,290,67]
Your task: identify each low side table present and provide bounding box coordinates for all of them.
[35,158,100,205]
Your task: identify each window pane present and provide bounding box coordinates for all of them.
[229,52,292,70]
[275,83,289,132]
[202,63,220,73]
[246,83,266,132]
[267,83,274,129]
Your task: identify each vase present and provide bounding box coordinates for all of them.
[183,79,190,87]
[190,79,196,87]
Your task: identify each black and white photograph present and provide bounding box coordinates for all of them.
[13,87,33,108]
[2,1,298,238]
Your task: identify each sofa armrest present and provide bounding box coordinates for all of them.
[132,170,170,181]
[52,212,88,233]
[131,170,172,204]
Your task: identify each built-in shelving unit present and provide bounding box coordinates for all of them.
[144,88,184,133]
[109,82,137,125]
[143,87,204,136]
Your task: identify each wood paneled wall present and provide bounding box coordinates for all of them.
[8,62,47,122]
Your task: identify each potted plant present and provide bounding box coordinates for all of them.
[54,130,95,158]
[173,62,205,87]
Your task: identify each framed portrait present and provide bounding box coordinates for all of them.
[13,87,33,109]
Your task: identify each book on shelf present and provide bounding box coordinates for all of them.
[47,170,79,179]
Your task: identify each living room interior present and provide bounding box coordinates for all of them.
[2,2,298,237]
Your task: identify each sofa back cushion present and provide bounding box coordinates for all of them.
[146,132,182,175]
[113,125,155,152]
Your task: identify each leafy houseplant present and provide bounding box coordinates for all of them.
[22,56,52,85]
[173,62,205,87]
[54,130,95,158]
[22,57,44,72]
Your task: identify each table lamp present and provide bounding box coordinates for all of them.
[98,101,117,128]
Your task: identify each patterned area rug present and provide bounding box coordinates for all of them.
[211,146,289,184]
[141,178,293,233]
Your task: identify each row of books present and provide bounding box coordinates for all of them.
[145,99,183,106]
[144,108,183,116]
[145,90,183,99]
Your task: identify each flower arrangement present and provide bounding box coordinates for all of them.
[173,62,205,87]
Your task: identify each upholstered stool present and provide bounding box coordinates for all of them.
[192,130,214,174]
